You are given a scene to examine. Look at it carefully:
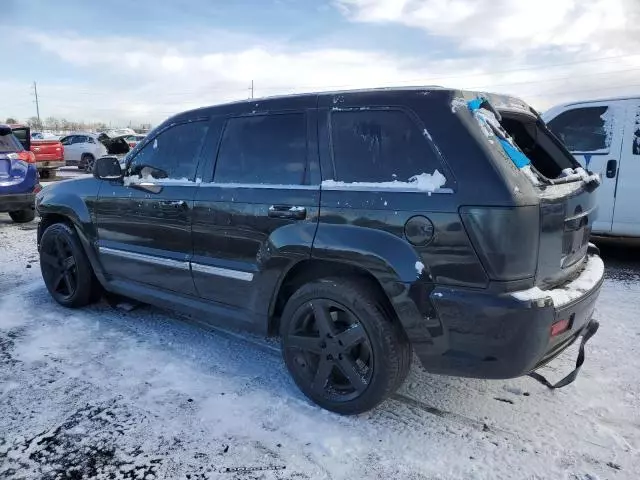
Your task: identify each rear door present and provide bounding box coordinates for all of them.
[546,101,627,234]
[96,119,210,295]
[611,100,640,236]
[191,107,320,322]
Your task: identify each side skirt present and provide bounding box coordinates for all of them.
[105,278,269,336]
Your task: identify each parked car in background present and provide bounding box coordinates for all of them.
[105,128,136,138]
[36,88,603,414]
[60,133,107,172]
[60,132,130,172]
[0,124,41,223]
[125,134,146,148]
[543,96,640,237]
[10,125,65,179]
[31,131,62,140]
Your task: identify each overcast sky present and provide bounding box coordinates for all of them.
[2,0,639,126]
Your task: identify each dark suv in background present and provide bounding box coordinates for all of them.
[36,88,604,414]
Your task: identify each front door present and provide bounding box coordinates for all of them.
[612,101,640,236]
[547,101,627,234]
[191,106,321,323]
[96,119,211,295]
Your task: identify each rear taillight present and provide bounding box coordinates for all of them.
[460,206,540,281]
[33,184,42,194]
[550,318,571,337]
[18,151,36,163]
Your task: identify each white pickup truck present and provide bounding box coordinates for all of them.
[543,96,640,237]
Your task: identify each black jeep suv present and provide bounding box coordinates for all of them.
[36,87,604,414]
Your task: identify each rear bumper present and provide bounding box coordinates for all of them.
[37,160,64,169]
[0,192,35,212]
[404,254,604,379]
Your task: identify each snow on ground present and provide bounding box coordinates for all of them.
[0,216,639,479]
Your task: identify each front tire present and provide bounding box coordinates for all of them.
[39,223,99,307]
[280,278,411,415]
[9,209,35,223]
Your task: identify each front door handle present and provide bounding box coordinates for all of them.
[160,200,187,208]
[606,159,618,178]
[268,205,307,220]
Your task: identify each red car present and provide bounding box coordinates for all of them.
[10,125,64,179]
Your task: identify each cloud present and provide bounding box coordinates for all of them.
[334,0,639,54]
[4,15,640,126]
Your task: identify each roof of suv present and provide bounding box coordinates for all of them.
[169,86,533,123]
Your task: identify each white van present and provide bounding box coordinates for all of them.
[543,96,640,237]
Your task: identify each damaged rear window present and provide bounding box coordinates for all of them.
[453,95,597,187]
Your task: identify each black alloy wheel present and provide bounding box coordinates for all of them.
[40,232,78,301]
[39,223,99,307]
[281,278,411,415]
[287,299,374,402]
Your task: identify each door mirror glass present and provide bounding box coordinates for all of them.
[93,156,124,180]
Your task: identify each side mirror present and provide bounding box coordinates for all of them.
[93,156,123,180]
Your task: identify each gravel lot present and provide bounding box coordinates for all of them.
[1,194,639,479]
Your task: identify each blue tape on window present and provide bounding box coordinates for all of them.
[467,98,484,112]
[499,139,530,168]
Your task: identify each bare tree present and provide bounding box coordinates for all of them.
[26,116,43,131]
[5,117,18,124]
[45,116,60,131]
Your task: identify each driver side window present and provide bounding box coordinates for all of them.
[127,121,210,181]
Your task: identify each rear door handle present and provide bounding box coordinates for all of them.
[160,200,187,208]
[268,205,307,220]
[606,159,618,178]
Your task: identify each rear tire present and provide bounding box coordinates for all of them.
[39,223,99,308]
[280,278,411,415]
[81,154,95,173]
[39,169,51,179]
[9,209,35,223]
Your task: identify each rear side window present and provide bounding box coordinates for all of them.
[0,134,22,153]
[214,114,307,185]
[330,110,443,183]
[547,106,611,153]
[129,121,209,181]
[11,128,28,144]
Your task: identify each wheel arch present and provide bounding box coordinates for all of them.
[268,258,400,336]
[38,210,107,285]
